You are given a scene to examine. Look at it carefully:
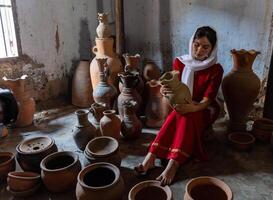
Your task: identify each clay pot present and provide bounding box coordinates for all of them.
[117,71,142,118]
[6,183,41,198]
[0,125,9,138]
[0,89,18,125]
[93,58,117,108]
[89,102,108,137]
[184,176,233,200]
[129,180,172,200]
[72,60,94,108]
[7,171,41,192]
[16,136,58,173]
[90,38,123,91]
[228,132,255,151]
[2,75,35,127]
[100,110,121,140]
[252,118,273,142]
[145,80,171,128]
[143,60,161,81]
[0,152,15,182]
[76,162,124,200]
[73,109,96,151]
[121,100,142,139]
[159,70,192,107]
[40,151,82,193]
[222,49,261,131]
[83,136,121,167]
[96,13,112,38]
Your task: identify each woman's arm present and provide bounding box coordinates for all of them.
[174,97,211,115]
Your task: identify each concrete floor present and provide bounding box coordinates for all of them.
[0,105,273,200]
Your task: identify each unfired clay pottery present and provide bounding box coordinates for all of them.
[40,151,81,193]
[90,38,123,91]
[159,70,192,107]
[0,152,15,182]
[76,162,124,200]
[128,180,172,200]
[83,136,121,167]
[72,60,93,108]
[100,110,121,140]
[96,13,112,38]
[222,49,260,131]
[184,176,233,200]
[16,136,58,173]
[73,109,96,151]
[89,102,108,137]
[2,75,35,127]
[252,118,273,142]
[93,58,117,108]
[121,100,142,139]
[228,132,255,151]
[143,60,161,81]
[145,80,171,128]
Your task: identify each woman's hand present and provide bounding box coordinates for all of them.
[160,84,173,96]
[173,101,197,115]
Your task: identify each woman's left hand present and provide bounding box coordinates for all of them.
[173,102,197,115]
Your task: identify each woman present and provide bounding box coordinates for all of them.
[135,26,223,185]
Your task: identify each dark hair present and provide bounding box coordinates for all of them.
[193,26,217,49]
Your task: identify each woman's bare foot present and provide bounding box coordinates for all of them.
[134,153,156,174]
[156,159,179,186]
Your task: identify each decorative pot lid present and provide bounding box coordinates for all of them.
[18,136,54,154]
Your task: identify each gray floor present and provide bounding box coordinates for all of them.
[0,105,272,200]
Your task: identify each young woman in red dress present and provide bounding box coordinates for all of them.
[135,26,224,185]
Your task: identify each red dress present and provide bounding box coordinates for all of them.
[149,58,224,164]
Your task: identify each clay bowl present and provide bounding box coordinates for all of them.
[7,183,41,197]
[7,171,41,192]
[16,136,58,173]
[184,176,233,200]
[129,180,172,200]
[0,152,16,182]
[228,132,255,151]
[252,127,272,142]
[253,118,273,131]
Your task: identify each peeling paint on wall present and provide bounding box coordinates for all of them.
[55,25,60,54]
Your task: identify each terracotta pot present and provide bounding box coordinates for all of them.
[93,58,117,108]
[6,183,41,198]
[72,60,94,108]
[89,102,108,137]
[96,13,112,38]
[222,49,260,131]
[40,151,81,193]
[0,126,9,138]
[100,110,121,140]
[228,132,255,151]
[121,100,142,139]
[117,71,142,118]
[128,180,172,200]
[16,136,58,173]
[143,60,161,81]
[3,75,35,127]
[90,38,123,91]
[253,118,273,131]
[252,127,272,142]
[83,136,121,167]
[7,171,41,192]
[184,176,233,200]
[76,162,124,200]
[0,89,18,125]
[159,70,192,107]
[73,109,96,151]
[0,152,15,182]
[145,80,171,128]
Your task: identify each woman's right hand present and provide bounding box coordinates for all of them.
[160,84,172,96]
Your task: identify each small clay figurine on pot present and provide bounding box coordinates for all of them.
[96,13,112,38]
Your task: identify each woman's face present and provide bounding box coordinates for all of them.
[192,36,213,61]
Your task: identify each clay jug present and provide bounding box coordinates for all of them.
[222,49,260,131]
[145,80,171,128]
[121,100,142,139]
[90,38,123,91]
[72,60,93,108]
[93,58,117,108]
[143,60,161,81]
[73,110,96,151]
[89,102,108,137]
[159,70,192,107]
[100,110,121,140]
[96,13,112,38]
[117,71,142,118]
[2,75,35,127]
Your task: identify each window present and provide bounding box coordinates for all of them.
[0,0,18,58]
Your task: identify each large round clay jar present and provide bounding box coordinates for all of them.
[184,176,233,200]
[128,180,172,200]
[76,162,124,200]
[40,151,82,193]
[0,152,15,182]
[16,136,58,173]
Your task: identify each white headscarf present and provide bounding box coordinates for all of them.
[177,27,218,96]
